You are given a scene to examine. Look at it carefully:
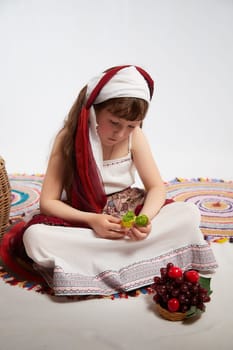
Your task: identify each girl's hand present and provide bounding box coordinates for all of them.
[89,213,127,239]
[126,221,152,241]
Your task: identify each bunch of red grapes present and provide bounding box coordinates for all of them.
[152,262,211,313]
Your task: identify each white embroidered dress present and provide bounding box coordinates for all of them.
[23,109,217,296]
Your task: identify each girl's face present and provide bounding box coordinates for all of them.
[95,108,142,146]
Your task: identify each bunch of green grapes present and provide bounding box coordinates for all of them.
[121,211,149,228]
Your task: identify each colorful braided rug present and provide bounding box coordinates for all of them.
[8,175,233,241]
[9,174,44,219]
[0,175,232,298]
[166,178,233,243]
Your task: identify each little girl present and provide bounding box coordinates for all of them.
[22,65,217,296]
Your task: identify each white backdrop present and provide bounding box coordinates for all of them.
[1,0,233,181]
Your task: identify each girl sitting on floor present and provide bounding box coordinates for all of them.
[21,65,217,296]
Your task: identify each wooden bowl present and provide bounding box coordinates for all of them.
[156,303,186,321]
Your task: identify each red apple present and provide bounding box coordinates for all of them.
[168,298,180,312]
[184,270,200,283]
[168,266,183,279]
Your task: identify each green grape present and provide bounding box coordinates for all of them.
[135,214,149,227]
[121,211,136,228]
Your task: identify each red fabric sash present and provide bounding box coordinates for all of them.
[71,107,106,213]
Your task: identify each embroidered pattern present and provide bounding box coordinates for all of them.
[47,244,217,296]
[103,156,131,167]
[103,187,145,217]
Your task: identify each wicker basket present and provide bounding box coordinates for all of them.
[0,156,11,240]
[156,303,186,321]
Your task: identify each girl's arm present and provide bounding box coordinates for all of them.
[40,130,91,223]
[132,126,166,221]
[40,130,125,238]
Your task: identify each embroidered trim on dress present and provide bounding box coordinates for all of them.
[39,244,218,296]
[103,155,131,167]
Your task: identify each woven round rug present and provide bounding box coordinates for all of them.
[166,178,233,240]
[0,175,232,297]
[9,175,44,218]
[8,175,233,240]
[9,175,233,239]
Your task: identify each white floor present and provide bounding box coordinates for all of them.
[0,243,232,350]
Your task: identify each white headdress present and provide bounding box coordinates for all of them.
[86,66,152,104]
